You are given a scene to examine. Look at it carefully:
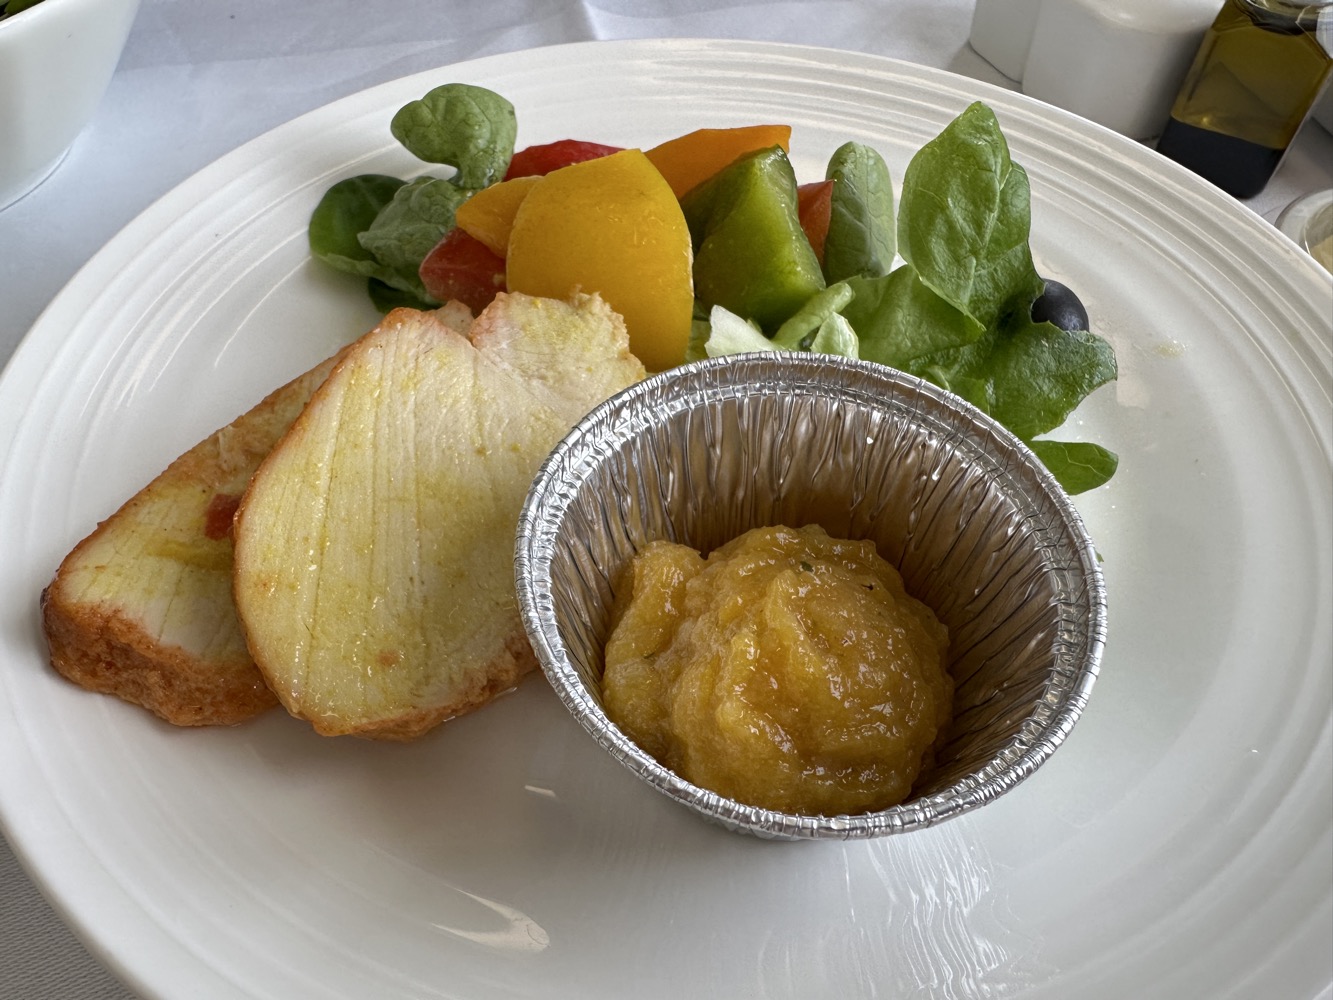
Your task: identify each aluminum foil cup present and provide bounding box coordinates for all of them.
[515,352,1106,840]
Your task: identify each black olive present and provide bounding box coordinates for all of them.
[1031,279,1090,332]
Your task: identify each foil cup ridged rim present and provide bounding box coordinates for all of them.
[515,352,1107,840]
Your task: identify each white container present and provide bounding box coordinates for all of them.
[0,0,141,210]
[968,0,1044,81]
[969,0,1221,139]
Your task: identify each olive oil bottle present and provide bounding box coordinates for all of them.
[1156,0,1333,198]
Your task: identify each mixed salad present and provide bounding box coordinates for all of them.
[309,84,1118,493]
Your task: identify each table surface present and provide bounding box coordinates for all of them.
[1,1,1330,997]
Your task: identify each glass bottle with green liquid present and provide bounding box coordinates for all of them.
[1156,0,1333,198]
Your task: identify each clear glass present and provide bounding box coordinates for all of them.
[1278,187,1333,272]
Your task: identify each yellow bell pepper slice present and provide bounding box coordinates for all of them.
[506,149,694,372]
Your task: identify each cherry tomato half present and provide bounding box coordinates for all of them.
[419,228,507,314]
[503,139,624,180]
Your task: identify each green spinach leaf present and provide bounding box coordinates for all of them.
[356,176,471,300]
[909,315,1116,440]
[367,278,438,313]
[897,102,1043,330]
[822,142,896,283]
[1026,439,1119,495]
[308,174,407,285]
[389,83,517,189]
[842,268,983,369]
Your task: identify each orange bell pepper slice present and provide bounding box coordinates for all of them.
[644,124,792,199]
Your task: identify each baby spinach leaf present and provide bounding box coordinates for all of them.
[356,176,471,300]
[897,102,1043,330]
[822,142,896,283]
[908,316,1117,440]
[842,268,984,370]
[986,318,1117,441]
[390,83,517,189]
[308,174,407,284]
[1026,440,1119,495]
[905,312,1118,495]
[367,278,438,313]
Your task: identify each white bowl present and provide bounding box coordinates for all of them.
[0,0,141,210]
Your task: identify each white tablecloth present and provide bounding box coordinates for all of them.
[1,2,1330,997]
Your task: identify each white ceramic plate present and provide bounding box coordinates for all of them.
[0,39,1329,1000]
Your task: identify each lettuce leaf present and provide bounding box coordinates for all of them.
[703,305,775,357]
[807,313,859,358]
[771,282,855,349]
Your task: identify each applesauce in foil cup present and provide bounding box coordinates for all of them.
[515,352,1106,840]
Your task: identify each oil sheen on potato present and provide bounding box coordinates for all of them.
[601,524,952,816]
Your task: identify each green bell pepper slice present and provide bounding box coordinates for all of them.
[681,146,826,332]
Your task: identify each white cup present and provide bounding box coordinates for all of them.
[0,0,141,210]
[968,0,1220,140]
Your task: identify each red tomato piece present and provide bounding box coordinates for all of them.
[797,180,834,266]
[503,139,624,180]
[419,228,507,315]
